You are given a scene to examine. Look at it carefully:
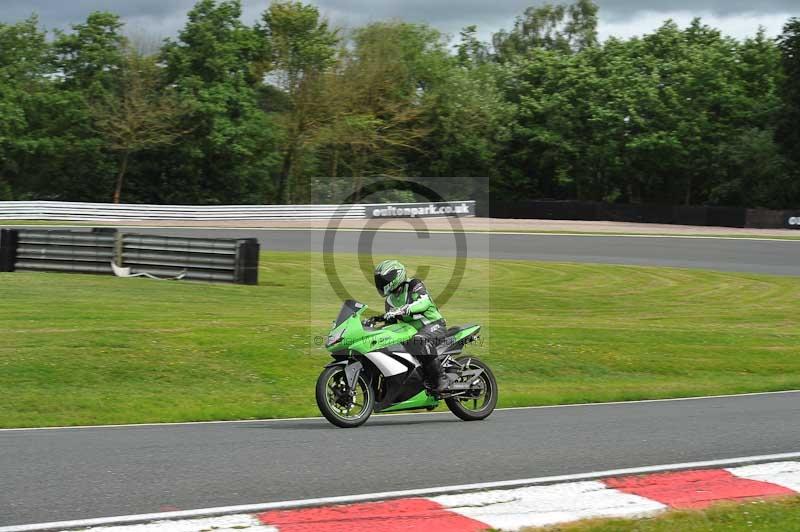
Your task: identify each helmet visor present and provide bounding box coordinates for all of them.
[374,270,398,295]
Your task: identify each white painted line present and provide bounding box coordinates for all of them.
[0,409,462,432]
[4,225,798,242]
[2,389,798,432]
[496,389,800,411]
[74,515,275,532]
[4,452,800,532]
[485,231,800,242]
[0,415,327,432]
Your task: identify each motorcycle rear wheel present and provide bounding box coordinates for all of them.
[445,356,498,421]
[316,366,374,428]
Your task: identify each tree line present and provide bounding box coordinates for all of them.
[1,0,799,208]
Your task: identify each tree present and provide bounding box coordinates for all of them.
[88,48,187,203]
[415,56,512,181]
[3,12,128,202]
[0,16,52,199]
[160,0,279,204]
[777,18,800,167]
[259,1,339,202]
[0,0,795,209]
[709,29,791,208]
[494,47,591,199]
[492,16,788,206]
[337,22,436,160]
[711,128,791,208]
[54,12,126,91]
[456,25,490,66]
[493,0,598,60]
[47,12,129,200]
[310,21,453,199]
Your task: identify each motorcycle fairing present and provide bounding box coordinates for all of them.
[365,351,408,377]
[373,365,427,412]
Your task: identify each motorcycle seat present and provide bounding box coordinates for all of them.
[446,324,479,337]
[385,343,409,353]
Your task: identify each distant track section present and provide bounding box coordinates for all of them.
[2,225,799,275]
[35,226,798,276]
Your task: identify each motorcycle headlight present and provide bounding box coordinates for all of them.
[326,327,346,347]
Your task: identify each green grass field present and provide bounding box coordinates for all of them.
[534,496,800,531]
[1,251,799,428]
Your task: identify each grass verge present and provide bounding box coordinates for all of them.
[1,251,799,428]
[488,230,800,240]
[534,496,800,531]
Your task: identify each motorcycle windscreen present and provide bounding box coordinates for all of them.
[334,299,364,327]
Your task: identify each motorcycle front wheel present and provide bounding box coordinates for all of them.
[316,366,374,428]
[445,356,498,421]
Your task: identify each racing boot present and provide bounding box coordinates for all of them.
[422,355,449,393]
[434,372,451,393]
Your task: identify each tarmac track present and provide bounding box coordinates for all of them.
[52,226,800,276]
[2,392,799,527]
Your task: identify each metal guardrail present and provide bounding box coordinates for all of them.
[0,229,259,284]
[0,200,475,221]
[0,202,367,221]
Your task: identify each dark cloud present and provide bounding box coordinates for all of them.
[2,0,798,41]
[2,0,196,39]
[3,1,186,26]
[312,0,799,41]
[601,0,799,16]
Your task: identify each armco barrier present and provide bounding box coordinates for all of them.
[0,229,259,284]
[0,200,475,221]
[0,201,366,221]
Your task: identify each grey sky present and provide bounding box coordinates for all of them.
[2,0,798,45]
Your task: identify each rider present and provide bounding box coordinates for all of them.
[373,260,449,392]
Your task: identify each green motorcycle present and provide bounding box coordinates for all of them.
[316,299,498,428]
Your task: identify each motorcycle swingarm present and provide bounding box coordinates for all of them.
[445,368,484,390]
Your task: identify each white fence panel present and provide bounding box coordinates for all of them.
[0,201,474,221]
